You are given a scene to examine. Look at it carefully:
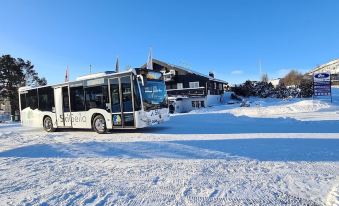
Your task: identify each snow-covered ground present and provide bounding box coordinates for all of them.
[0,90,339,205]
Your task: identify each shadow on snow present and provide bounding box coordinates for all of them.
[139,113,339,134]
[1,138,339,161]
[2,113,339,135]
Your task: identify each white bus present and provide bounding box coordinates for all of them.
[18,68,169,133]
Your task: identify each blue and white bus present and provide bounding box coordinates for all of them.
[18,68,169,133]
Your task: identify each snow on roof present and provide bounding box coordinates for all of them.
[307,59,339,75]
[150,59,228,84]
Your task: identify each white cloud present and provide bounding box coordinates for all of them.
[231,70,244,75]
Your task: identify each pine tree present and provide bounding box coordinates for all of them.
[300,76,313,97]
[0,54,47,116]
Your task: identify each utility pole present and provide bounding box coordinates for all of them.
[90,64,92,74]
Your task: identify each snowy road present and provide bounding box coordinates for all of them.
[0,99,339,205]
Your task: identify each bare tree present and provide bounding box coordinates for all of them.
[261,73,269,83]
[280,70,303,86]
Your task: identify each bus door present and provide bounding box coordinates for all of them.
[109,75,135,128]
[54,86,72,127]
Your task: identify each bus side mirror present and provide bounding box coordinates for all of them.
[137,75,145,86]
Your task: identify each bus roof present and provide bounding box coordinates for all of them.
[19,69,136,92]
[76,71,116,81]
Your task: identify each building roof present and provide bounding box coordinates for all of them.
[306,59,339,75]
[144,59,228,84]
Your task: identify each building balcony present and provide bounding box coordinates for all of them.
[167,87,206,97]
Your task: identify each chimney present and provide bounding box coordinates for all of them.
[209,71,215,78]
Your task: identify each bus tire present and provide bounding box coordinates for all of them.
[92,114,107,134]
[43,116,56,132]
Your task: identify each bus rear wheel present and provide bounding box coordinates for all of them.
[43,116,56,132]
[93,115,107,134]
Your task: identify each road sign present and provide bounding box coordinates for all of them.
[313,72,331,96]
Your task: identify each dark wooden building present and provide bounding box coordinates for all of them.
[142,59,228,110]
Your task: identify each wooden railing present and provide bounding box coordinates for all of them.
[167,87,206,96]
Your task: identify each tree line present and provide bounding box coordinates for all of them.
[233,70,313,98]
[0,54,47,116]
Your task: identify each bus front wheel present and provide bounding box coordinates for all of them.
[93,115,107,134]
[43,116,56,132]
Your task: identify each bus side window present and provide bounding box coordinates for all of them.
[70,86,85,111]
[38,87,54,111]
[62,87,70,112]
[121,76,133,112]
[102,85,109,108]
[20,93,27,110]
[26,89,38,110]
[85,85,108,110]
[134,79,141,111]
[110,79,121,113]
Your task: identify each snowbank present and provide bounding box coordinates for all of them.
[176,95,339,121]
[227,100,331,119]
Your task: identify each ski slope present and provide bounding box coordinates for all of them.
[0,93,339,205]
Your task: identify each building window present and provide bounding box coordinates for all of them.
[201,101,205,107]
[177,83,183,89]
[192,100,202,108]
[219,83,223,90]
[189,82,199,88]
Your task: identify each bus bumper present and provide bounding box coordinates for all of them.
[135,108,170,128]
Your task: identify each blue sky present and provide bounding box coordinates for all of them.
[0,0,338,84]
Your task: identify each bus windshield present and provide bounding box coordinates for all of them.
[139,80,167,111]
